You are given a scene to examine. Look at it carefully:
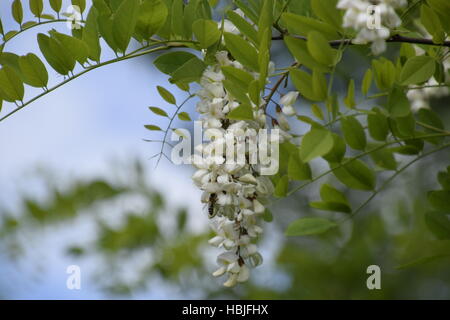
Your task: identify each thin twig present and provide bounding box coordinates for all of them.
[271,34,450,48]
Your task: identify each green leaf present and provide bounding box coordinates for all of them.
[222,79,251,106]
[281,13,339,40]
[387,86,410,117]
[149,106,168,117]
[425,211,450,240]
[400,56,436,85]
[311,104,324,120]
[285,217,337,236]
[113,0,140,53]
[157,86,176,105]
[22,21,38,29]
[18,53,48,88]
[144,124,162,131]
[248,80,260,105]
[82,8,101,62]
[258,0,273,44]
[274,175,289,198]
[154,51,197,75]
[307,31,336,66]
[418,109,445,144]
[332,159,376,191]
[37,33,74,75]
[438,170,450,190]
[323,133,346,163]
[284,36,331,72]
[170,0,184,37]
[49,31,89,65]
[312,70,327,101]
[12,0,23,25]
[170,57,206,84]
[310,201,351,213]
[288,153,312,181]
[227,104,254,120]
[362,69,372,96]
[420,4,445,43]
[320,184,349,204]
[136,0,168,40]
[389,145,421,155]
[3,31,18,41]
[258,27,270,89]
[368,108,389,141]
[372,58,396,91]
[0,66,24,102]
[300,128,334,163]
[29,0,44,18]
[341,116,366,151]
[178,112,191,121]
[223,32,259,72]
[310,0,342,29]
[227,10,259,45]
[97,12,118,52]
[344,79,355,108]
[369,143,397,171]
[193,19,221,48]
[50,0,62,13]
[428,191,450,212]
[291,69,315,101]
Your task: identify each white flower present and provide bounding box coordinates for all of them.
[282,105,296,116]
[337,0,407,54]
[193,50,276,287]
[280,91,299,106]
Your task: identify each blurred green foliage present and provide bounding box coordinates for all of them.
[1,156,450,299]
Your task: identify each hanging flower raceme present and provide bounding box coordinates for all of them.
[191,51,276,287]
[337,0,407,55]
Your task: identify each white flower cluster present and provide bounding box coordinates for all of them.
[337,0,407,55]
[191,51,278,287]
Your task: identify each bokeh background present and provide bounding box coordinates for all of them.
[1,0,450,299]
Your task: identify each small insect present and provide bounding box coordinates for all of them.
[208,193,218,218]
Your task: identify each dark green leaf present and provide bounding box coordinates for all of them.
[0,66,24,102]
[274,175,289,198]
[428,191,450,212]
[29,0,44,18]
[178,112,191,121]
[82,8,101,62]
[12,0,23,25]
[341,116,366,150]
[368,108,389,141]
[285,217,337,236]
[157,86,176,105]
[113,0,140,53]
[154,51,197,75]
[288,153,312,181]
[18,53,48,88]
[170,57,206,84]
[223,32,259,72]
[332,159,376,191]
[149,106,168,117]
[144,124,162,131]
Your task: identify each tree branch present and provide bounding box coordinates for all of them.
[271,33,450,48]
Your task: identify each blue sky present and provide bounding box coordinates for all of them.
[0,0,206,299]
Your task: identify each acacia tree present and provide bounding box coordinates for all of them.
[0,0,450,287]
